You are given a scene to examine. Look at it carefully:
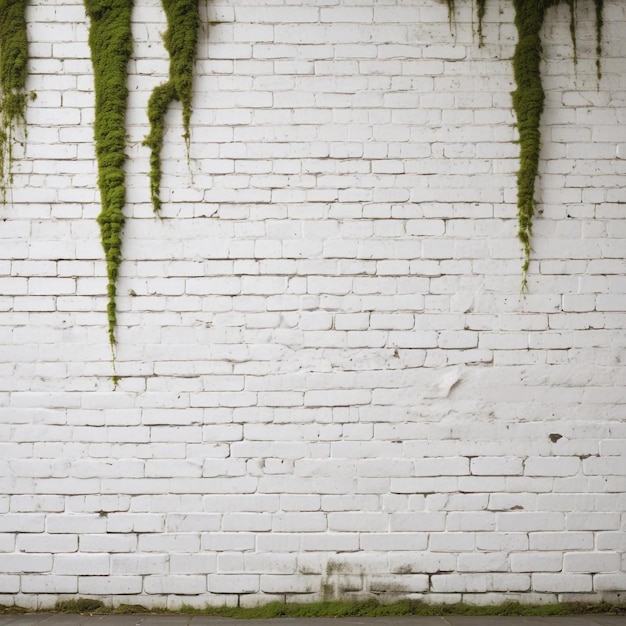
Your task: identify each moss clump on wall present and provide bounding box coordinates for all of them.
[84,0,133,348]
[0,0,28,203]
[143,0,200,213]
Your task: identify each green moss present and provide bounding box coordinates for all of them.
[0,0,611,344]
[84,0,133,348]
[476,0,486,46]
[567,0,578,64]
[143,0,200,213]
[0,605,26,615]
[508,0,603,290]
[0,0,28,203]
[160,599,626,618]
[55,599,106,613]
[443,1,606,289]
[595,0,604,80]
[0,599,622,618]
[446,0,455,28]
[54,600,159,615]
[511,0,549,291]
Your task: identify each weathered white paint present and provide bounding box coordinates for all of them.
[1,0,625,609]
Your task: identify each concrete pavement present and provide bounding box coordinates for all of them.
[0,615,625,625]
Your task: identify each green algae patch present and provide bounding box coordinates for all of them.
[143,0,201,213]
[0,0,28,203]
[84,0,133,349]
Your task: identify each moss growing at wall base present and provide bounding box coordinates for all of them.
[143,0,200,213]
[84,0,133,348]
[0,0,28,203]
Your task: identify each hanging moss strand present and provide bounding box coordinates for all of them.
[594,0,603,80]
[84,0,133,347]
[511,0,549,291]
[143,0,200,213]
[476,0,486,47]
[567,0,578,64]
[0,0,28,203]
[445,0,456,28]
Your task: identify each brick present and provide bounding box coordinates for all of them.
[360,533,428,552]
[208,574,259,594]
[530,532,594,551]
[244,553,296,575]
[170,554,217,575]
[260,575,320,594]
[390,513,446,532]
[18,534,78,553]
[138,534,200,553]
[460,547,511,574]
[511,552,563,572]
[524,456,580,477]
[46,514,107,534]
[447,512,496,532]
[497,513,564,532]
[54,554,109,575]
[21,575,77,593]
[78,576,142,595]
[79,534,137,553]
[111,555,168,575]
[144,575,206,595]
[532,573,593,593]
[430,574,485,593]
[300,534,359,552]
[370,574,428,593]
[0,576,20,593]
[566,513,621,531]
[328,512,387,533]
[563,552,621,573]
[594,574,626,591]
[0,554,52,573]
[470,457,523,476]
[0,535,14,552]
[0,515,45,533]
[414,457,469,476]
[165,514,221,532]
[597,532,626,551]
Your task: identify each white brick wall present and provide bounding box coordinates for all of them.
[1,0,625,609]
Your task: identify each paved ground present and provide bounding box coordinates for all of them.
[0,615,624,625]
